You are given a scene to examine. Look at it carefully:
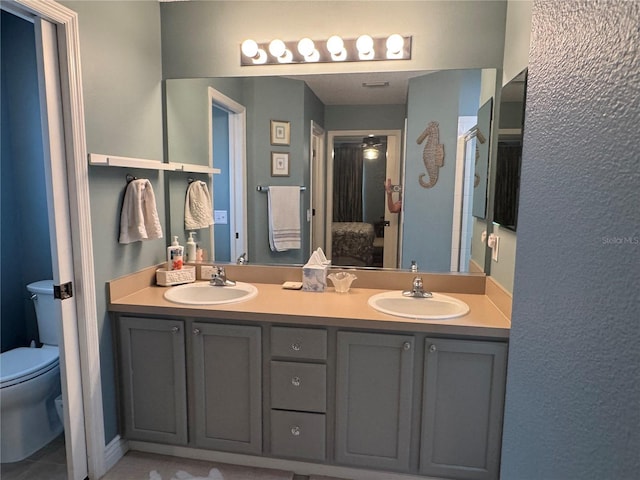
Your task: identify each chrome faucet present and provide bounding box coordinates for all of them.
[210,266,236,286]
[236,253,248,265]
[403,276,433,298]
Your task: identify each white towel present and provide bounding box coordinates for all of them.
[118,179,163,244]
[185,181,214,230]
[268,186,301,252]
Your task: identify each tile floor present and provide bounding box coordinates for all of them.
[0,433,67,480]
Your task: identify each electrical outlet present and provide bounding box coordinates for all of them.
[214,210,228,224]
[200,265,216,280]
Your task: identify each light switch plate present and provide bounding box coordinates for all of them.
[214,210,228,224]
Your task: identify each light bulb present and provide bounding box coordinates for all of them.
[356,35,374,55]
[241,39,259,58]
[269,39,286,58]
[297,38,315,57]
[326,35,344,55]
[386,34,404,56]
[363,147,379,160]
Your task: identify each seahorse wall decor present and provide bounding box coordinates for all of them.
[474,127,487,187]
[416,121,445,188]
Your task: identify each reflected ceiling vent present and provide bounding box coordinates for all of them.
[362,81,390,88]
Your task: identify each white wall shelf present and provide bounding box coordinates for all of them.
[88,153,220,175]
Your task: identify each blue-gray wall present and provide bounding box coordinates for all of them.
[324,105,406,132]
[402,70,481,271]
[60,0,165,443]
[1,11,53,352]
[501,1,640,478]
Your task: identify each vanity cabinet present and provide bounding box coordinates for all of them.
[117,316,187,445]
[420,338,508,480]
[191,322,262,454]
[335,331,414,471]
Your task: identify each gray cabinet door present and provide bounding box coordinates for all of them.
[420,338,508,480]
[335,331,414,471]
[192,322,262,454]
[118,316,187,444]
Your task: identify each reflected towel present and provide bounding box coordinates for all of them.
[185,181,214,230]
[119,179,163,244]
[268,186,301,252]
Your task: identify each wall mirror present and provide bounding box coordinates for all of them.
[493,69,527,231]
[164,68,496,273]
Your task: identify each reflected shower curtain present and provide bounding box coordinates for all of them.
[333,145,363,222]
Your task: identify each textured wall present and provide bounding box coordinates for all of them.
[501,1,640,478]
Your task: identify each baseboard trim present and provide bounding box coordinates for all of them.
[485,276,512,320]
[104,435,129,474]
[128,441,444,480]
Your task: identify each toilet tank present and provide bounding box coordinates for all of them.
[26,280,61,346]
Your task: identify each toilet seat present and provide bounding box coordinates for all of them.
[0,346,59,388]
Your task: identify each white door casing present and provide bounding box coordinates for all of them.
[12,0,106,477]
[310,121,325,253]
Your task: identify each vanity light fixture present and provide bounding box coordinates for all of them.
[240,34,411,66]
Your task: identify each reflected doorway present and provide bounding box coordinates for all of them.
[326,130,402,268]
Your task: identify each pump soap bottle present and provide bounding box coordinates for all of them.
[167,236,184,270]
[186,232,197,263]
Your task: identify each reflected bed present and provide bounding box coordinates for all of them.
[331,222,375,266]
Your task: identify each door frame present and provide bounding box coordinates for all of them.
[326,129,402,268]
[9,0,106,477]
[208,87,247,262]
[310,121,325,253]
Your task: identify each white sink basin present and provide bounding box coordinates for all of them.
[368,291,469,320]
[164,282,258,305]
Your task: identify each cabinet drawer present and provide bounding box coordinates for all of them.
[271,327,327,361]
[270,410,326,461]
[271,361,326,413]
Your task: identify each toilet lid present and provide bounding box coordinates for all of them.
[0,346,59,388]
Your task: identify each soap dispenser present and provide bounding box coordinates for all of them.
[186,232,197,263]
[167,236,184,270]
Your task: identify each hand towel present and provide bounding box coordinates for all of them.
[185,181,214,230]
[268,186,301,252]
[119,179,163,244]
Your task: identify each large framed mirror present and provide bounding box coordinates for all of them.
[165,69,497,273]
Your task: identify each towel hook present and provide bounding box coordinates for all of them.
[187,177,195,184]
[126,174,137,184]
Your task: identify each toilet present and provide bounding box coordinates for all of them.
[0,280,63,463]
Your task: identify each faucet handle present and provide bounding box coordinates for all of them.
[412,276,423,290]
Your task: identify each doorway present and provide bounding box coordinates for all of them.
[326,130,402,268]
[208,87,247,263]
[1,1,105,479]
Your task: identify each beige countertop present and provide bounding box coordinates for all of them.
[109,279,510,339]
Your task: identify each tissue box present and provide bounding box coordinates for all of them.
[302,266,328,292]
[156,266,196,286]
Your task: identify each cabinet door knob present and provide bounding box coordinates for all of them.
[171,326,180,334]
[403,341,411,351]
[193,328,201,336]
[429,344,437,353]
[290,426,301,436]
[291,342,301,351]
[291,376,301,387]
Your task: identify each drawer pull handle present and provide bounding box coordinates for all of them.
[403,341,411,351]
[291,376,301,387]
[429,344,437,353]
[193,328,201,336]
[291,342,301,351]
[290,426,301,436]
[171,326,180,334]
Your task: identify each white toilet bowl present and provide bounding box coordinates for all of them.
[0,280,63,463]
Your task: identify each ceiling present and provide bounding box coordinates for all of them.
[285,70,431,106]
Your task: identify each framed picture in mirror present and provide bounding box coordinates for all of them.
[271,152,290,176]
[270,119,290,145]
